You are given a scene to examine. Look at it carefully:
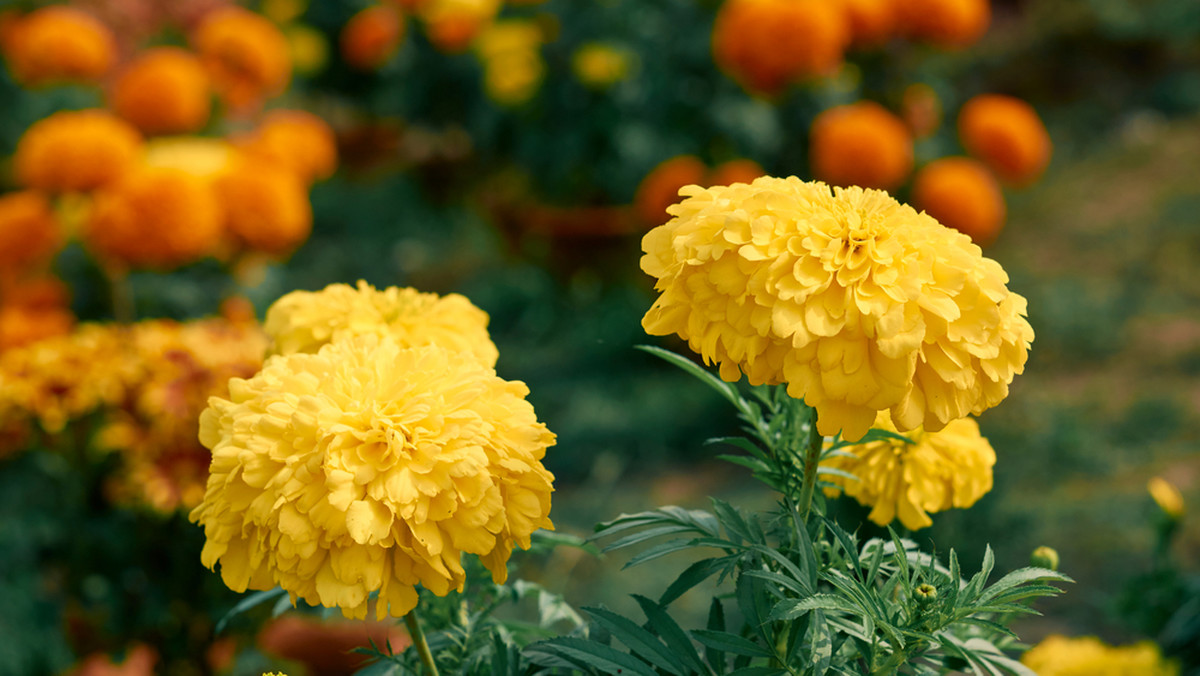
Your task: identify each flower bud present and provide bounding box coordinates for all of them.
[915,583,938,604]
[1030,546,1060,571]
[1147,477,1184,520]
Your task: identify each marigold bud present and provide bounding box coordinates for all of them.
[712,0,849,95]
[810,101,913,191]
[635,155,708,226]
[341,5,405,70]
[912,157,1005,246]
[915,583,938,604]
[3,7,115,86]
[15,110,143,193]
[110,47,212,135]
[1148,477,1185,520]
[958,94,1052,186]
[1030,546,1060,571]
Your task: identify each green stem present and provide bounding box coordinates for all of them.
[106,266,134,324]
[795,415,824,523]
[404,609,440,676]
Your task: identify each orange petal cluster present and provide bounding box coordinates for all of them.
[713,0,849,96]
[15,110,143,193]
[2,7,115,86]
[110,47,212,136]
[810,101,913,191]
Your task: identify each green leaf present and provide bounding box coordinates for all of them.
[524,637,658,676]
[636,345,742,409]
[977,567,1073,605]
[807,609,832,676]
[705,598,726,669]
[726,667,787,676]
[605,524,704,552]
[690,630,774,658]
[712,498,754,544]
[633,595,709,675]
[215,586,287,634]
[816,467,861,483]
[736,573,772,643]
[769,594,861,621]
[660,556,734,606]
[623,537,702,569]
[531,530,602,556]
[583,606,689,676]
[707,436,768,458]
[964,545,996,603]
[715,454,773,475]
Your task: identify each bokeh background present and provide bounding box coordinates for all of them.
[0,0,1197,673]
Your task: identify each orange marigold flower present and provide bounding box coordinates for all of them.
[912,157,1005,246]
[840,0,898,48]
[110,47,212,136]
[3,7,115,86]
[15,110,143,193]
[419,0,500,53]
[216,156,312,255]
[239,110,338,184]
[897,0,990,49]
[192,6,291,111]
[708,159,766,187]
[810,101,913,191]
[635,155,708,226]
[0,191,62,270]
[341,5,405,70]
[713,0,849,96]
[0,305,74,351]
[84,166,224,269]
[958,94,1052,186]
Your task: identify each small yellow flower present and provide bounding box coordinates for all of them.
[1148,476,1185,519]
[1022,635,1179,676]
[476,20,544,106]
[821,411,994,529]
[263,281,499,367]
[641,176,1033,441]
[190,335,555,619]
[571,43,633,89]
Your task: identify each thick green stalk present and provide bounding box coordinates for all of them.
[404,609,440,676]
[795,415,824,523]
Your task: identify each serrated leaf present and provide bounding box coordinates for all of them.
[583,606,689,676]
[633,595,708,675]
[769,594,861,621]
[215,586,287,634]
[807,609,832,676]
[964,546,996,602]
[690,630,774,658]
[524,637,658,676]
[623,537,701,569]
[715,454,772,474]
[705,598,727,669]
[712,499,753,544]
[977,567,1072,604]
[660,556,733,606]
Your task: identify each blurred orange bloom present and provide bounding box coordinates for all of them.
[110,47,212,135]
[216,156,312,255]
[810,101,913,190]
[958,93,1052,186]
[2,6,115,86]
[0,305,74,351]
[67,643,157,676]
[84,166,224,269]
[341,5,405,70]
[419,0,500,53]
[0,191,62,270]
[192,6,291,111]
[912,156,1006,246]
[239,110,338,184]
[708,159,766,187]
[713,0,849,96]
[897,0,990,49]
[840,0,898,48]
[15,110,143,193]
[635,155,708,226]
[258,615,410,675]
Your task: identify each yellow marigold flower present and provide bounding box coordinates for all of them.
[0,190,62,271]
[641,176,1033,441]
[958,94,1052,187]
[821,411,994,529]
[3,7,115,86]
[712,0,849,96]
[110,47,212,136]
[285,24,330,77]
[190,335,555,619]
[238,110,338,185]
[1148,476,1185,519]
[912,156,1006,247]
[476,20,544,106]
[84,166,224,270]
[809,101,914,191]
[1022,635,1180,676]
[15,110,143,193]
[263,280,499,367]
[192,6,292,111]
[571,42,633,89]
[341,5,405,71]
[215,154,312,255]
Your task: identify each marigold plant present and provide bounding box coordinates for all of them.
[238,110,339,185]
[0,191,62,271]
[2,6,115,86]
[640,176,1033,441]
[821,411,996,529]
[912,156,1006,246]
[712,0,849,95]
[809,101,914,191]
[1021,635,1180,676]
[84,166,225,270]
[15,110,143,193]
[897,0,991,49]
[110,47,212,136]
[263,280,499,366]
[341,5,405,71]
[189,334,556,619]
[958,93,1053,186]
[215,155,312,255]
[192,6,292,110]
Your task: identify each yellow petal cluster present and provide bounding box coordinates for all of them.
[640,176,1033,440]
[1021,635,1179,676]
[820,411,994,530]
[189,335,555,619]
[263,280,499,367]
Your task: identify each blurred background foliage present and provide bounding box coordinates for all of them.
[0,0,1197,673]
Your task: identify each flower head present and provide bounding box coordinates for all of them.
[821,411,994,529]
[264,281,499,367]
[898,0,990,49]
[0,190,62,270]
[192,6,291,110]
[3,7,115,86]
[641,176,1033,440]
[958,94,1052,186]
[238,110,338,185]
[1021,635,1179,676]
[189,335,555,619]
[419,0,501,53]
[341,5,405,71]
[476,20,545,106]
[810,101,914,191]
[572,43,634,89]
[15,110,143,193]
[635,156,709,226]
[912,157,1006,246]
[110,47,212,136]
[712,0,849,95]
[215,155,312,255]
[839,0,898,48]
